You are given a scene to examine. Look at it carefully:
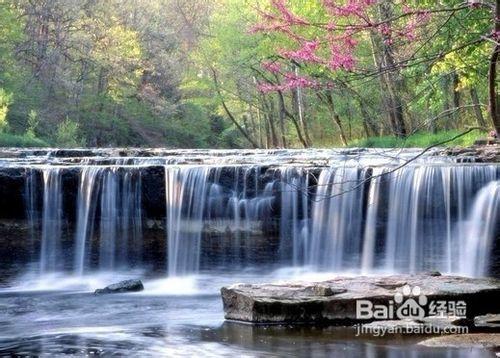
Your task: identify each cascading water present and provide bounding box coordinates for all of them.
[361,167,386,274]
[461,181,500,277]
[165,166,211,276]
[383,165,498,274]
[307,167,366,271]
[279,167,310,266]
[24,168,38,257]
[12,149,499,280]
[39,168,63,273]
[74,167,102,275]
[99,169,143,270]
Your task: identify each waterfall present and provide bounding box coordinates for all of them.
[100,169,118,270]
[39,168,63,273]
[279,167,310,266]
[13,151,500,279]
[361,167,386,274]
[383,165,497,274]
[461,181,500,277]
[307,167,366,270]
[305,165,498,274]
[25,168,39,260]
[98,169,143,270]
[73,167,143,275]
[119,170,143,267]
[74,167,102,275]
[166,166,210,277]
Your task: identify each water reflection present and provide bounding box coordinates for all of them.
[0,286,495,357]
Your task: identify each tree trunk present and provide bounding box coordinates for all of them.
[277,94,288,148]
[210,68,258,148]
[262,95,279,148]
[376,1,407,138]
[277,90,308,148]
[489,0,500,133]
[369,32,395,135]
[322,90,348,146]
[442,75,453,129]
[470,88,486,127]
[452,72,461,127]
[293,67,312,146]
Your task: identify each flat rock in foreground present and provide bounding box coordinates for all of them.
[221,274,500,324]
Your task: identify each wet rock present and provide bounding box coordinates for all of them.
[221,274,500,324]
[474,314,500,329]
[94,279,144,294]
[0,168,26,219]
[374,279,407,290]
[418,333,500,348]
[439,145,500,163]
[308,285,346,297]
[140,166,166,219]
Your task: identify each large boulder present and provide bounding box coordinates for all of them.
[221,274,500,324]
[94,279,144,294]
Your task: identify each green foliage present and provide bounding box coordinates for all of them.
[351,130,486,149]
[26,110,39,138]
[0,0,495,149]
[0,132,48,147]
[55,119,84,148]
[0,89,12,133]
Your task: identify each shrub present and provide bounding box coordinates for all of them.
[0,89,13,133]
[55,118,84,147]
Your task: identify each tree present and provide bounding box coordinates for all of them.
[252,0,500,140]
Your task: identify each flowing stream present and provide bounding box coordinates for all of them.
[0,148,498,356]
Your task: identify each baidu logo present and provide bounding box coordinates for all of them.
[394,285,427,319]
[356,285,430,320]
[355,284,468,336]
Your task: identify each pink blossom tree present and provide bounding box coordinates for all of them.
[252,0,500,139]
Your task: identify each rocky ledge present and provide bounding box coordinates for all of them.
[221,274,500,324]
[439,144,500,163]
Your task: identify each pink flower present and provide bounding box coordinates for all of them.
[283,72,319,89]
[378,23,391,36]
[271,0,309,25]
[262,61,282,73]
[280,40,323,63]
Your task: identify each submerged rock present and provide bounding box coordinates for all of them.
[221,274,500,324]
[94,279,144,294]
[418,334,500,348]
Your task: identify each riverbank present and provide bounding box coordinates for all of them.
[0,133,49,148]
[350,130,487,148]
[0,129,489,150]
